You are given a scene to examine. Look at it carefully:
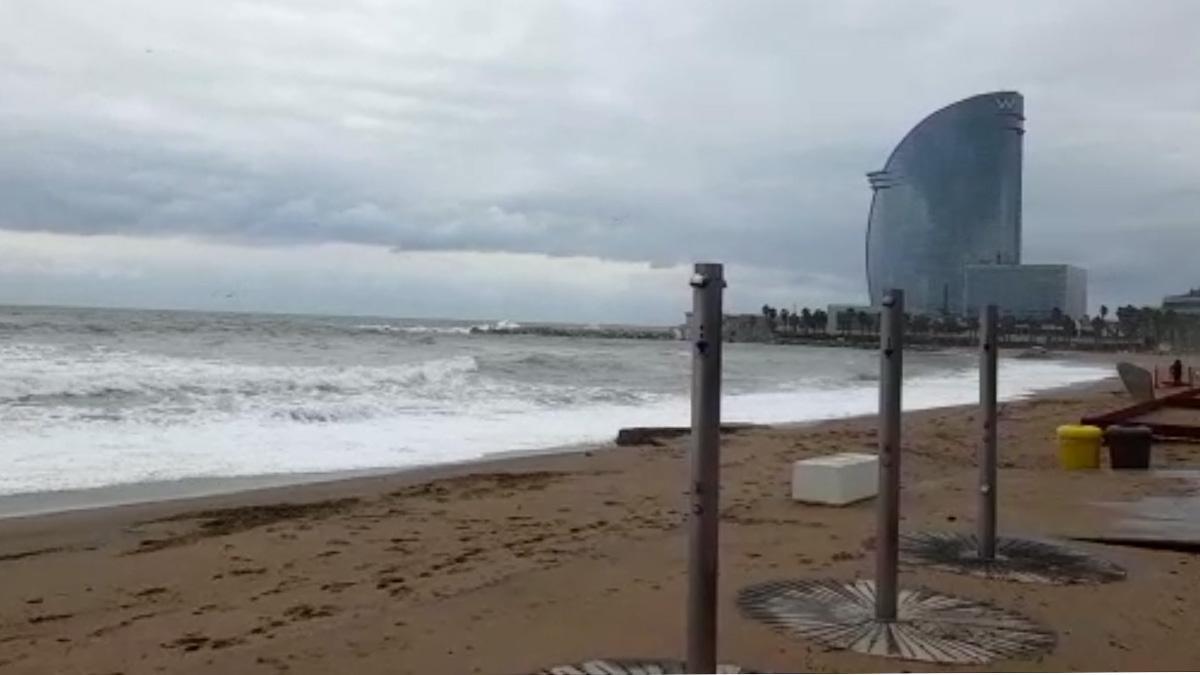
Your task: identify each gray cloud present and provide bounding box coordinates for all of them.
[2,0,1198,318]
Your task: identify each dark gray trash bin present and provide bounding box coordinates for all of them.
[1105,425,1152,469]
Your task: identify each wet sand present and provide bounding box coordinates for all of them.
[2,377,1200,673]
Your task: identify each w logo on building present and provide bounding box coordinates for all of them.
[994,96,1018,111]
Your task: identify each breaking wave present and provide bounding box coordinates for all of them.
[352,320,521,335]
[0,311,1114,498]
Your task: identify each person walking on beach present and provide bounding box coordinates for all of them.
[1170,359,1184,386]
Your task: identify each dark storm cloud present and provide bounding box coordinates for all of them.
[2,0,1199,311]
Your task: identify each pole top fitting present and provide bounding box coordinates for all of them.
[881,288,904,308]
[691,261,724,284]
[690,263,727,289]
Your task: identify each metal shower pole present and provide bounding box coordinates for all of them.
[978,304,999,559]
[687,263,724,673]
[875,289,903,621]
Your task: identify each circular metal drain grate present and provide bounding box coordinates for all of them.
[532,660,754,674]
[738,579,1054,664]
[900,532,1126,584]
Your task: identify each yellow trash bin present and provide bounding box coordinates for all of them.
[1057,425,1103,469]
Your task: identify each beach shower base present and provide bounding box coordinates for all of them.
[900,532,1126,584]
[738,579,1054,664]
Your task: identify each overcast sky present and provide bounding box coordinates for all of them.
[2,1,1197,323]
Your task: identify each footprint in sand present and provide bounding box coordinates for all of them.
[320,581,356,593]
[283,604,338,621]
[228,566,267,576]
[28,612,73,625]
[163,634,210,652]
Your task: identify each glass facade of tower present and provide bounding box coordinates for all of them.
[866,91,1025,314]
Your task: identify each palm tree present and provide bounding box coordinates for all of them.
[1184,314,1200,351]
[800,308,812,335]
[911,313,932,335]
[1165,309,1179,346]
[1116,305,1138,338]
[857,310,874,335]
[759,305,779,332]
[938,315,963,336]
[836,310,853,336]
[1061,314,1078,340]
[1000,314,1018,343]
[812,309,828,334]
[779,308,790,334]
[1145,307,1163,345]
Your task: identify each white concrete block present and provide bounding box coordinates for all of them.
[791,452,878,505]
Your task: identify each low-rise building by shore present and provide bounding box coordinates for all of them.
[1163,289,1200,315]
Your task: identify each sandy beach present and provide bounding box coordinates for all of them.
[8,2,1200,672]
[2,374,1199,673]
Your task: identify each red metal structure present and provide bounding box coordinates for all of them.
[1082,386,1200,441]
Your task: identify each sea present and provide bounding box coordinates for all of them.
[0,305,1112,514]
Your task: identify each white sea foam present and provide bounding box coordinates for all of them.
[0,345,1111,496]
[351,320,520,335]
